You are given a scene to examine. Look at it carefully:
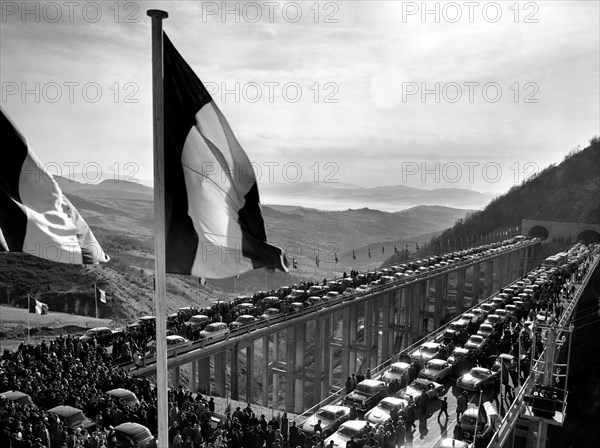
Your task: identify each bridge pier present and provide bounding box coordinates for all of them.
[172,365,180,389]
[190,360,197,392]
[472,263,481,302]
[246,344,254,402]
[197,357,210,395]
[262,336,269,407]
[484,260,494,297]
[381,292,395,362]
[456,268,465,312]
[230,345,239,401]
[214,351,226,397]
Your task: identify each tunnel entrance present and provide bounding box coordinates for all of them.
[576,230,600,244]
[528,225,549,239]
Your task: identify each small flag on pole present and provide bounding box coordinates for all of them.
[28,296,48,315]
[0,107,109,265]
[162,33,287,279]
[95,285,107,303]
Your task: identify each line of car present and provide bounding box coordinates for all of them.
[300,240,583,448]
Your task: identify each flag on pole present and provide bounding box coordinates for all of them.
[162,34,287,279]
[352,250,356,260]
[28,296,49,315]
[0,107,109,265]
[95,285,107,303]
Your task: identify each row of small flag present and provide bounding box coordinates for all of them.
[26,285,107,316]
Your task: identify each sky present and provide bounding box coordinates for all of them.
[1,1,599,200]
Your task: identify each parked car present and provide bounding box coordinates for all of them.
[476,323,495,339]
[300,405,350,438]
[79,327,122,345]
[47,406,95,430]
[229,314,257,330]
[456,367,495,391]
[381,362,411,384]
[199,322,230,342]
[355,285,371,296]
[258,308,282,320]
[460,405,487,442]
[343,379,388,412]
[324,420,369,448]
[113,422,155,448]
[439,439,469,448]
[106,388,140,406]
[464,335,487,351]
[364,397,408,424]
[401,379,443,400]
[183,315,210,331]
[167,335,189,346]
[418,359,452,382]
[410,342,444,366]
[323,291,340,301]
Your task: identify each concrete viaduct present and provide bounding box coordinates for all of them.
[134,241,539,414]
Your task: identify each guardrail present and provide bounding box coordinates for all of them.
[485,251,599,448]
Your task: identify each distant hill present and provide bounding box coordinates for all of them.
[259,181,493,211]
[430,139,600,247]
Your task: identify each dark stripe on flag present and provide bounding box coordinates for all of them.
[0,108,28,251]
[163,32,288,277]
[163,33,209,274]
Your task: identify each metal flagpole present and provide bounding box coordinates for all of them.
[27,295,31,344]
[94,283,98,320]
[147,9,169,448]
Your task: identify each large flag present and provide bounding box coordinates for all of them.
[95,285,107,303]
[28,296,49,315]
[163,33,288,279]
[0,108,109,265]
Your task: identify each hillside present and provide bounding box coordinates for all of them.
[1,175,473,319]
[430,139,600,247]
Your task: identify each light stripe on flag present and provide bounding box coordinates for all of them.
[163,33,288,279]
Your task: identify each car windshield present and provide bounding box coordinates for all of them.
[471,369,490,379]
[190,316,206,323]
[420,346,438,355]
[470,336,483,343]
[316,410,336,421]
[206,326,222,333]
[449,323,463,331]
[411,381,427,391]
[356,384,375,394]
[487,316,499,322]
[428,364,443,372]
[379,401,398,411]
[238,316,254,323]
[390,365,404,373]
[338,426,360,437]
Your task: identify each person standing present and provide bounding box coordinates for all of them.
[437,397,449,422]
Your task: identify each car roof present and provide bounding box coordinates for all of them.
[379,396,406,405]
[426,359,447,366]
[339,420,368,430]
[205,322,228,329]
[422,342,440,348]
[321,405,350,413]
[358,379,385,387]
